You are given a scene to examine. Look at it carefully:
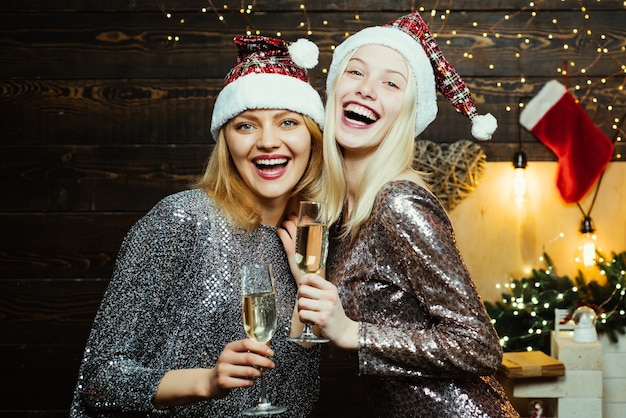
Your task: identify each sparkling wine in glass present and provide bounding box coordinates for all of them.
[241,263,287,416]
[287,201,330,344]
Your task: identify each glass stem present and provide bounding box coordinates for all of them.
[257,368,270,406]
[302,323,314,336]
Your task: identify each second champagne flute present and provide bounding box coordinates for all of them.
[241,263,287,416]
[287,201,329,344]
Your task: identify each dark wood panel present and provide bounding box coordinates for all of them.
[0,280,104,409]
[0,412,67,418]
[0,11,363,79]
[0,12,249,79]
[0,0,624,12]
[0,279,107,344]
[1,11,623,79]
[0,79,220,144]
[0,145,211,211]
[1,77,623,145]
[0,343,85,411]
[483,142,625,163]
[0,213,139,280]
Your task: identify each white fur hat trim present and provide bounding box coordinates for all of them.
[210,73,325,140]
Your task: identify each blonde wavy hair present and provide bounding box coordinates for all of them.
[320,48,428,241]
[195,115,324,230]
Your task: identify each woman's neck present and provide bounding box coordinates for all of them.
[259,196,288,227]
[343,153,373,220]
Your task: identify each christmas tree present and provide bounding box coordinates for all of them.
[485,251,626,353]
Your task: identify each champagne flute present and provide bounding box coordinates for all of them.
[241,263,287,416]
[287,201,330,344]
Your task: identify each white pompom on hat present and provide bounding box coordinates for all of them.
[210,35,325,141]
[326,12,497,140]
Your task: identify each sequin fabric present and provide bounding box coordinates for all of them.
[70,189,320,417]
[326,180,519,417]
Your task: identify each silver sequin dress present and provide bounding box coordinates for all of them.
[326,180,519,417]
[70,189,320,417]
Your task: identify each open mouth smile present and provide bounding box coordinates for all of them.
[344,103,379,125]
[254,157,289,176]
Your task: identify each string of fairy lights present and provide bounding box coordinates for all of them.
[161,1,625,155]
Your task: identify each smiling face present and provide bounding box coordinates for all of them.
[334,44,409,158]
[224,109,312,207]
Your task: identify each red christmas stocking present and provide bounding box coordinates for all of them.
[520,80,614,203]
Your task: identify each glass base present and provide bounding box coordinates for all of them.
[286,333,329,344]
[242,402,288,416]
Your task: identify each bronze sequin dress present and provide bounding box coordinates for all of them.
[326,180,519,417]
[70,189,320,417]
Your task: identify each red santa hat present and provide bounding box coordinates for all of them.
[210,35,325,140]
[520,80,614,203]
[326,11,497,140]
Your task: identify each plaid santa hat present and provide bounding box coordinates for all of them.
[326,11,497,140]
[210,35,325,140]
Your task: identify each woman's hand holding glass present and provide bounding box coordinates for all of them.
[282,202,330,344]
[153,339,275,408]
[292,273,359,350]
[212,339,275,396]
[279,201,359,347]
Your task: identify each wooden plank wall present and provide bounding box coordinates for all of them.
[0,1,624,416]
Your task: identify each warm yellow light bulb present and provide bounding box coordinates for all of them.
[576,217,599,268]
[581,235,597,267]
[514,168,527,205]
[512,151,527,205]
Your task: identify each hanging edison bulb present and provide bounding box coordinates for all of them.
[512,150,527,204]
[513,102,528,205]
[575,216,597,267]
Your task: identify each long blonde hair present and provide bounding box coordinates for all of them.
[195,115,324,230]
[321,48,427,240]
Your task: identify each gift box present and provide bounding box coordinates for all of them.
[498,351,565,379]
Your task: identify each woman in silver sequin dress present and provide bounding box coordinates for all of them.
[280,12,520,418]
[70,35,325,417]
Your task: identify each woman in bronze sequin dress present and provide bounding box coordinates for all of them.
[70,35,325,417]
[280,12,520,418]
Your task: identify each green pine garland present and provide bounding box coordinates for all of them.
[485,251,626,353]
